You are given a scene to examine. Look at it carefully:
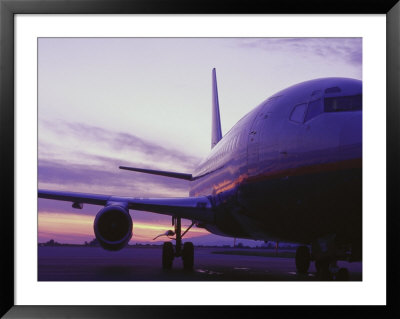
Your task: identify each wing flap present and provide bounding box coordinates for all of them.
[124,196,213,222]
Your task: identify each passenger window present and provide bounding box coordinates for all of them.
[305,99,322,122]
[290,103,307,123]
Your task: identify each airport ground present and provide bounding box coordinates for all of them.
[38,245,362,281]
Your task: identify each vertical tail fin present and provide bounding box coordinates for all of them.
[211,68,222,149]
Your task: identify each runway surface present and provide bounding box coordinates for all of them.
[38,246,362,281]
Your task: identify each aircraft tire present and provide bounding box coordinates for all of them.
[182,242,194,270]
[295,245,311,274]
[315,259,331,280]
[162,242,174,269]
[335,268,349,281]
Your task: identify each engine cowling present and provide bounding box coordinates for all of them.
[93,205,132,251]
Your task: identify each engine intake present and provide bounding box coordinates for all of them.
[93,205,132,251]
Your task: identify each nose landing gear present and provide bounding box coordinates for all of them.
[160,217,195,271]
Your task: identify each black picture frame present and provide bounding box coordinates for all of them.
[1,0,399,317]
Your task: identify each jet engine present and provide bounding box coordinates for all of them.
[93,205,132,251]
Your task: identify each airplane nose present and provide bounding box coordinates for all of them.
[339,112,362,153]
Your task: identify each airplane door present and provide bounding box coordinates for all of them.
[247,97,280,176]
[247,111,266,176]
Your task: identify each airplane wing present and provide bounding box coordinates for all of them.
[38,189,214,223]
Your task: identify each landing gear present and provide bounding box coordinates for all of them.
[295,245,311,274]
[312,235,350,281]
[335,267,349,281]
[315,258,331,280]
[161,217,195,270]
[182,242,194,270]
[315,260,349,281]
[162,242,174,269]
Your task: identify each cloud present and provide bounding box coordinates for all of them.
[38,119,201,197]
[237,38,362,66]
[38,157,191,198]
[40,119,201,171]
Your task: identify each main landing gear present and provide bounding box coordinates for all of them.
[295,235,350,281]
[161,217,195,271]
[295,245,311,274]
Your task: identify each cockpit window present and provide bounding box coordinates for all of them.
[325,86,341,94]
[290,103,307,123]
[305,99,322,122]
[325,94,362,112]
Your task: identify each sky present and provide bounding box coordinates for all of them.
[38,37,362,246]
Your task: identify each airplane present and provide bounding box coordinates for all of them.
[39,68,362,280]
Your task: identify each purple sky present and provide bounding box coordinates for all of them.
[38,37,362,245]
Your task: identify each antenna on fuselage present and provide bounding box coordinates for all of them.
[211,68,222,149]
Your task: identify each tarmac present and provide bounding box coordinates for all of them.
[38,245,362,281]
